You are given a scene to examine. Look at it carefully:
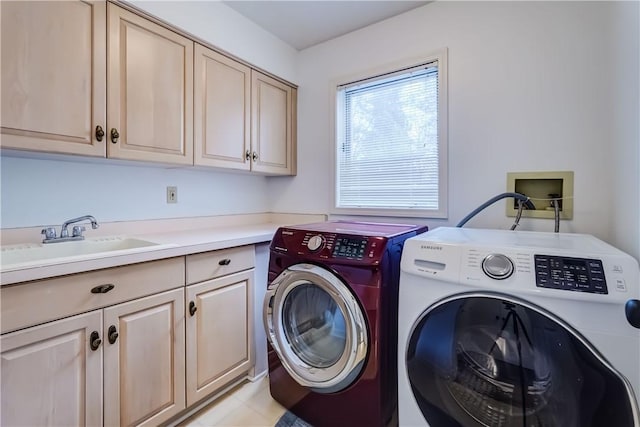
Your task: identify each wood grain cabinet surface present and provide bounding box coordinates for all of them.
[194,45,297,175]
[185,246,256,405]
[194,45,251,171]
[0,0,107,156]
[107,4,193,165]
[1,0,296,172]
[1,2,193,165]
[0,259,186,427]
[0,311,103,427]
[185,270,255,406]
[104,288,186,426]
[251,71,297,175]
[1,245,259,425]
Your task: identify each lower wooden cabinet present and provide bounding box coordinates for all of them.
[0,288,185,427]
[104,288,186,427]
[0,311,103,427]
[1,246,258,425]
[185,270,254,406]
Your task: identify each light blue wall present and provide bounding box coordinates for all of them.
[0,155,269,228]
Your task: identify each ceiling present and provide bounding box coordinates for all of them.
[222,1,430,50]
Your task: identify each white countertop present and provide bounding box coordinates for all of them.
[0,222,283,286]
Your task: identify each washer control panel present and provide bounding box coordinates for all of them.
[534,255,607,294]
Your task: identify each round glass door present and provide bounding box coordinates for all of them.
[264,263,368,393]
[282,283,347,368]
[406,295,637,427]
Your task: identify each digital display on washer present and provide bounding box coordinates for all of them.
[333,237,367,260]
[534,255,607,294]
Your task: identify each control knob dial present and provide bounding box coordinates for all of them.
[482,253,514,280]
[307,235,325,252]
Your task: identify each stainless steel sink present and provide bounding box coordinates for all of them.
[1,237,165,270]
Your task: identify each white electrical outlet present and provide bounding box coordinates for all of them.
[167,186,178,203]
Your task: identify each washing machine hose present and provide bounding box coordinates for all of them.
[456,192,535,228]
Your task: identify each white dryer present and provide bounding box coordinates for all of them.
[398,227,640,427]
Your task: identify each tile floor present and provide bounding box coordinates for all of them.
[179,376,287,427]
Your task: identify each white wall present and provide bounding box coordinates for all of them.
[0,1,298,229]
[129,0,298,83]
[268,1,640,259]
[608,1,640,261]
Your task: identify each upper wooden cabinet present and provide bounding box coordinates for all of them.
[1,2,193,165]
[194,45,297,175]
[194,44,251,171]
[1,1,295,173]
[107,4,193,165]
[251,71,297,175]
[0,0,107,157]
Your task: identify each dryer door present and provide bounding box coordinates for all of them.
[405,294,638,427]
[264,263,368,393]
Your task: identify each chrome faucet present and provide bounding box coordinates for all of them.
[41,215,99,244]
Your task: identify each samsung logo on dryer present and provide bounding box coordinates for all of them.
[421,245,443,251]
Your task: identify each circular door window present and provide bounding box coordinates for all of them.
[264,264,368,393]
[406,295,637,427]
[282,282,347,368]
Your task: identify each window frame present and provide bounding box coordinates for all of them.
[330,49,448,219]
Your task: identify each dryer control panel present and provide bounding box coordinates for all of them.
[534,255,607,294]
[273,230,388,265]
[271,222,428,266]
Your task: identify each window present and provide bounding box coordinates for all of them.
[334,51,447,218]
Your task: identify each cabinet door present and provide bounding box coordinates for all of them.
[0,0,106,156]
[1,311,103,426]
[185,270,254,406]
[107,4,193,165]
[251,71,296,175]
[104,288,185,427]
[194,44,251,170]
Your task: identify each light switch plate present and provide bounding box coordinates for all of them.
[167,186,178,204]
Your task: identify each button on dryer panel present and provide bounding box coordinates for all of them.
[534,255,607,294]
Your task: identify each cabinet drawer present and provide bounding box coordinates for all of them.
[0,257,185,334]
[186,245,254,285]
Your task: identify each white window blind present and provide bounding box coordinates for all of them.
[336,61,443,214]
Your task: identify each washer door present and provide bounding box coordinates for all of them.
[264,263,368,393]
[406,294,638,427]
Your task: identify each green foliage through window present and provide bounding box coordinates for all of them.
[336,62,442,212]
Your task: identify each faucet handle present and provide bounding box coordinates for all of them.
[72,226,86,238]
[41,227,57,241]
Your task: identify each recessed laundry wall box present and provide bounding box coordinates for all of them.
[506,171,574,220]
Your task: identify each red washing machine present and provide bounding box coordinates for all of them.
[263,221,427,427]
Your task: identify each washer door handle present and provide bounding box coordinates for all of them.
[263,289,278,351]
[625,299,640,329]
